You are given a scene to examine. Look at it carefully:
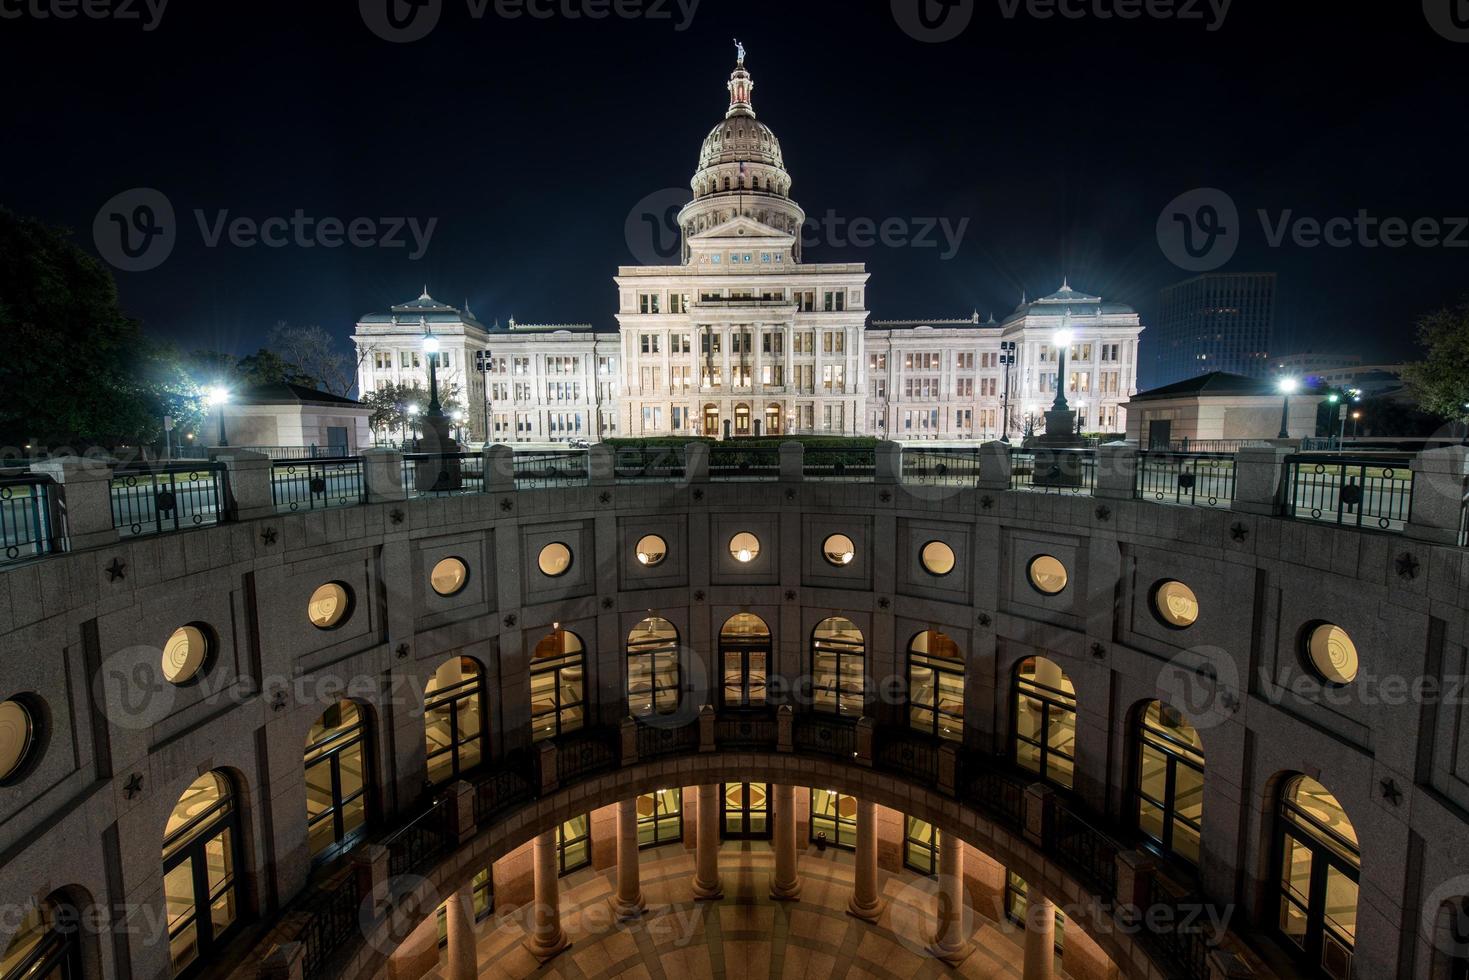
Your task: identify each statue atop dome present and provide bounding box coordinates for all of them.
[734,39,745,65]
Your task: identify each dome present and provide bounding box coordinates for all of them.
[698,117,785,171]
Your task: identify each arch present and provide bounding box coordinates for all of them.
[1013,656,1077,789]
[627,617,680,719]
[765,403,782,435]
[702,403,720,437]
[734,403,751,436]
[305,701,372,861]
[811,617,864,716]
[1274,773,1359,979]
[907,630,963,742]
[0,888,87,980]
[1133,699,1205,867]
[424,657,485,786]
[163,770,243,976]
[530,628,585,741]
[719,614,770,708]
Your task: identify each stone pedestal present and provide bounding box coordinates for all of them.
[30,456,119,551]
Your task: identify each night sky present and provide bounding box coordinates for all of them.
[5,0,1466,387]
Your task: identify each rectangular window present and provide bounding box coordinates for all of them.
[809,790,857,850]
[637,789,684,848]
[823,291,846,312]
[556,815,591,876]
[904,816,939,875]
[1005,872,1066,950]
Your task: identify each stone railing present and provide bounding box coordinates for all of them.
[5,442,1467,570]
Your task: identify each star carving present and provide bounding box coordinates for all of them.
[977,613,992,627]
[260,527,278,545]
[1090,642,1107,660]
[395,643,410,660]
[499,499,514,512]
[105,558,127,582]
[784,590,797,601]
[601,597,614,610]
[1396,552,1420,580]
[123,773,144,800]
[599,491,612,505]
[390,508,406,525]
[693,590,706,602]
[1380,779,1403,806]
[692,489,705,502]
[1219,691,1240,714]
[1229,523,1249,542]
[503,614,517,627]
[878,597,891,610]
[980,496,994,510]
[879,490,892,503]
[1095,505,1112,522]
[270,690,288,712]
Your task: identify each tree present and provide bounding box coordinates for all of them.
[236,347,315,388]
[1402,299,1469,424]
[268,323,357,396]
[0,206,197,449]
[360,382,463,440]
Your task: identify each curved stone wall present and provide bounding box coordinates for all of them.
[1,475,1466,979]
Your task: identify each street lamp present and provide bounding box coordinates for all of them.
[1277,377,1299,440]
[1051,328,1074,414]
[207,386,230,447]
[407,403,422,449]
[999,340,1017,443]
[422,328,443,419]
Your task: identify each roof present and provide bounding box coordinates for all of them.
[869,314,996,330]
[1129,371,1313,401]
[1000,281,1137,326]
[358,291,488,330]
[234,383,365,408]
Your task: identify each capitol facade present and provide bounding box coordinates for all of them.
[353,53,1144,444]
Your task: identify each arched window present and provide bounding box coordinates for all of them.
[1014,657,1077,789]
[0,899,81,979]
[627,617,680,718]
[530,629,585,741]
[720,614,770,708]
[908,630,963,742]
[1276,776,1359,980]
[424,657,484,785]
[305,701,370,859]
[811,617,864,716]
[1136,701,1205,866]
[163,772,242,975]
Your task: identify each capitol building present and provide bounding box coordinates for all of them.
[353,53,1143,444]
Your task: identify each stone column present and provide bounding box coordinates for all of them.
[444,883,477,980]
[769,783,802,900]
[692,783,723,899]
[523,828,568,960]
[611,798,646,919]
[1022,894,1056,980]
[927,831,967,964]
[847,798,882,922]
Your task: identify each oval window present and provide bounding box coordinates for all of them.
[538,543,573,578]
[921,541,956,576]
[635,535,667,567]
[162,624,212,684]
[430,557,469,596]
[1028,556,1069,596]
[309,583,353,629]
[822,534,855,567]
[1304,623,1359,685]
[0,699,35,782]
[729,532,761,563]
[1151,581,1199,629]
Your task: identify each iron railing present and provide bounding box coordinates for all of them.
[634,719,699,760]
[513,452,589,490]
[0,473,55,565]
[472,764,535,825]
[384,798,449,878]
[110,463,227,536]
[611,445,686,481]
[1049,802,1118,897]
[900,446,982,485]
[554,728,619,784]
[1010,449,1097,495]
[1143,874,1216,978]
[959,761,1028,832]
[402,453,486,498]
[802,448,876,482]
[714,712,778,750]
[874,729,940,786]
[1136,452,1236,508]
[707,445,780,481]
[792,714,858,758]
[271,458,367,512]
[299,870,362,978]
[1283,455,1414,532]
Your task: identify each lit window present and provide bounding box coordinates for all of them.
[1014,657,1077,790]
[810,789,857,849]
[1151,580,1199,629]
[430,557,469,597]
[424,658,484,785]
[822,533,856,566]
[1137,701,1205,866]
[1303,623,1359,685]
[162,624,212,684]
[304,701,370,858]
[1027,555,1068,595]
[729,532,760,563]
[164,772,241,973]
[538,543,573,578]
[637,789,684,848]
[557,814,592,875]
[0,698,36,782]
[903,816,939,875]
[531,629,585,740]
[308,583,353,629]
[921,541,956,576]
[812,618,865,716]
[1275,776,1359,976]
[627,617,680,718]
[635,534,667,567]
[908,631,963,741]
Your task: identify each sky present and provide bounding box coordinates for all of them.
[4,0,1467,387]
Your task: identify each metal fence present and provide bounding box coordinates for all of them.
[110,464,227,536]
[513,452,589,490]
[402,453,486,498]
[611,445,686,482]
[900,446,982,485]
[802,448,876,482]
[792,714,857,758]
[1136,453,1236,508]
[634,719,699,760]
[384,798,449,878]
[874,730,940,786]
[707,445,780,481]
[271,458,367,513]
[554,729,619,784]
[1010,450,1097,495]
[299,871,362,978]
[714,712,778,750]
[0,473,55,566]
[1283,455,1414,532]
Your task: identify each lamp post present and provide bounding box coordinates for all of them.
[999,340,1017,443]
[1277,377,1299,440]
[207,386,230,447]
[1051,328,1074,414]
[422,328,443,419]
[407,403,422,450]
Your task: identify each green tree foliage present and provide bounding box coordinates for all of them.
[1402,299,1469,423]
[360,381,463,436]
[0,206,200,448]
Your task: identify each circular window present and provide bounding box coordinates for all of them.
[635,535,667,567]
[430,557,469,596]
[1304,623,1359,685]
[920,541,956,576]
[538,543,573,578]
[308,583,353,630]
[822,534,856,567]
[161,625,212,684]
[729,532,761,563]
[1151,581,1199,630]
[0,699,35,782]
[1028,555,1069,596]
